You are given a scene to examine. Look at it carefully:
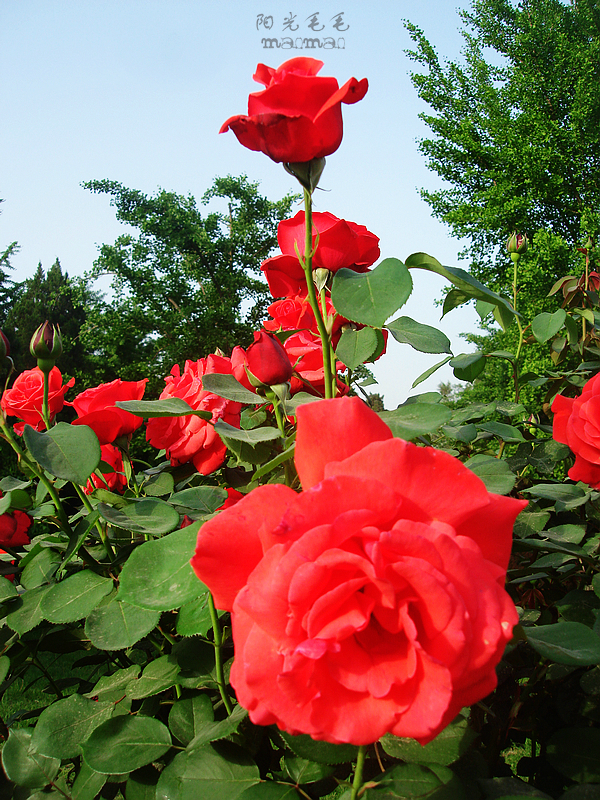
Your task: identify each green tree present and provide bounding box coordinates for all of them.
[82,175,295,393]
[0,198,19,328]
[5,259,94,383]
[406,0,600,400]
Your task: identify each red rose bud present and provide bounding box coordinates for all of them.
[506,231,528,255]
[0,331,9,362]
[30,321,62,371]
[246,331,293,387]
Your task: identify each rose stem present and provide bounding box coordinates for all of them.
[301,188,336,399]
[208,592,233,715]
[351,745,367,800]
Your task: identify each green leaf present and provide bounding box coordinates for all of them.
[547,728,600,782]
[23,422,101,484]
[464,455,517,495]
[532,309,567,343]
[156,743,259,800]
[370,762,461,798]
[117,397,212,419]
[143,472,175,496]
[0,655,9,685]
[118,526,206,611]
[41,570,114,624]
[127,655,181,699]
[450,353,486,382]
[411,356,453,388]
[442,423,478,444]
[200,373,262,404]
[81,715,172,774]
[335,326,379,369]
[20,548,61,589]
[85,594,160,650]
[168,694,214,746]
[387,316,452,354]
[0,576,18,601]
[1,728,60,790]
[380,712,476,766]
[169,486,227,513]
[443,288,471,317]
[238,784,300,799]
[405,252,516,315]
[84,665,141,703]
[214,420,281,443]
[526,622,600,665]
[98,497,180,535]
[71,763,108,800]
[125,767,161,800]
[478,421,525,443]
[283,755,335,785]
[331,258,413,327]
[279,731,358,765]
[187,703,248,750]
[379,403,452,440]
[32,694,113,759]
[6,584,53,634]
[177,593,213,637]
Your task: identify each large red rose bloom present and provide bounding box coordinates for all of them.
[220,58,368,164]
[1,367,74,434]
[191,397,526,745]
[552,372,600,487]
[70,378,148,445]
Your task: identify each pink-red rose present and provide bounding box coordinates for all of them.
[192,396,526,746]
[146,352,245,476]
[1,367,75,434]
[552,372,600,487]
[85,444,127,495]
[220,58,368,163]
[70,378,148,445]
[261,211,380,298]
[246,331,293,387]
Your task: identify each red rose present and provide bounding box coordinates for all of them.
[220,58,368,163]
[246,331,293,387]
[192,397,526,745]
[552,372,600,487]
[1,367,75,434]
[70,378,148,445]
[146,355,243,476]
[85,444,127,495]
[261,212,380,298]
[0,496,31,548]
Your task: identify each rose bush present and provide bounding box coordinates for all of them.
[220,57,368,163]
[0,367,74,434]
[70,378,148,444]
[146,352,246,475]
[552,372,600,487]
[192,397,526,745]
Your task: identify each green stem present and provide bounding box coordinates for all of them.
[73,483,116,562]
[208,593,233,715]
[301,189,335,399]
[40,368,52,430]
[351,745,367,800]
[512,254,524,403]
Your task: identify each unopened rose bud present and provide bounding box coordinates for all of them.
[246,331,293,388]
[30,321,62,372]
[313,268,330,293]
[507,231,528,256]
[0,331,10,362]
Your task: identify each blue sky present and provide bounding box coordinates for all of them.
[0,1,481,407]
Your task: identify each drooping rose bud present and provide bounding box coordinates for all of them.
[506,231,529,256]
[245,331,293,387]
[30,321,62,372]
[0,331,10,362]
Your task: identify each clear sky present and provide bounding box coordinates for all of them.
[0,0,481,408]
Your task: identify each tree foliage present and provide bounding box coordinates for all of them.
[81,175,296,393]
[406,0,600,401]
